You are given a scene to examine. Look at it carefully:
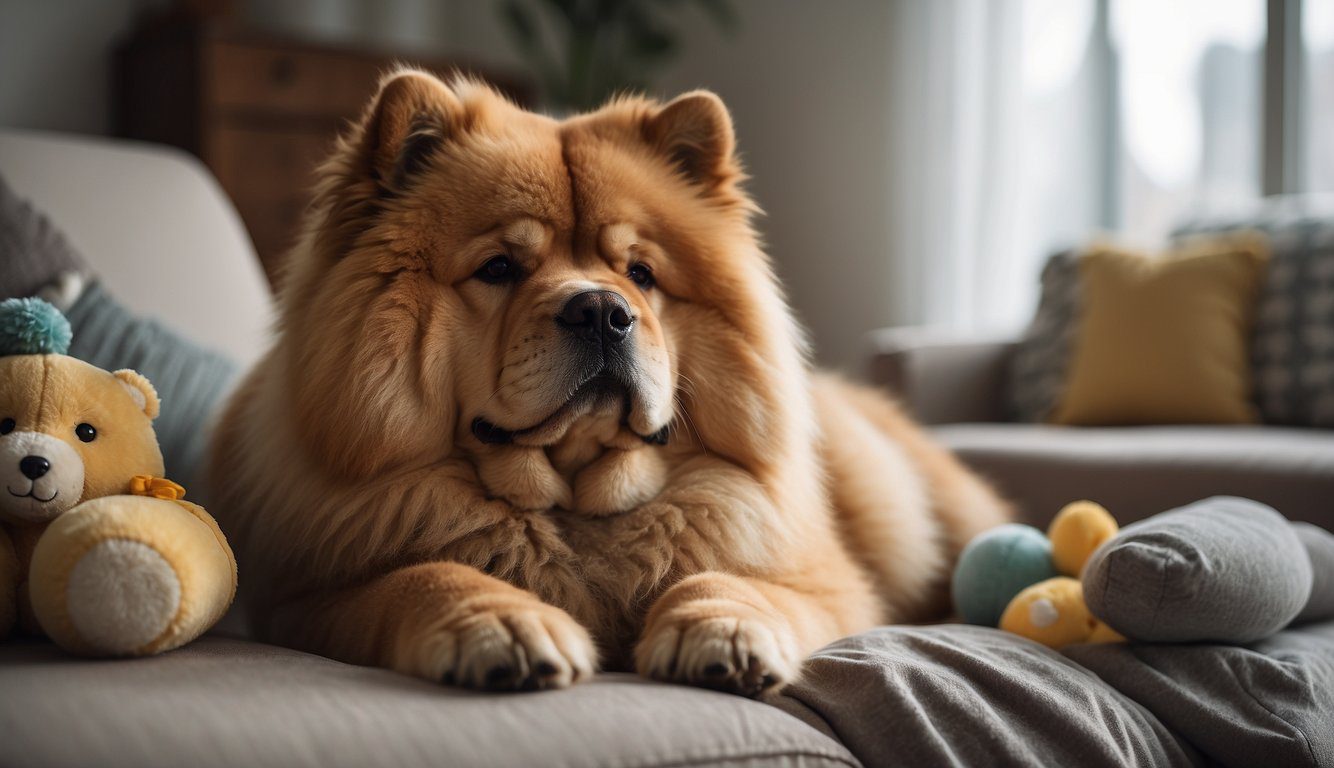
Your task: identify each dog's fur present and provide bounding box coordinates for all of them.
[209,69,1008,695]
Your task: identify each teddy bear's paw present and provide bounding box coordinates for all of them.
[406,604,597,691]
[636,613,802,698]
[65,538,180,655]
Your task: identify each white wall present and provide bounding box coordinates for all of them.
[664,2,904,372]
[0,0,169,134]
[1,0,908,371]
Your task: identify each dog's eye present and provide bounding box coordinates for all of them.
[474,255,517,284]
[75,423,97,443]
[628,263,655,289]
[0,418,13,435]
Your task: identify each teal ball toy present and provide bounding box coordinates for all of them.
[0,297,72,357]
[952,524,1058,626]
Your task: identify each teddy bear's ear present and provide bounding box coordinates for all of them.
[113,369,161,420]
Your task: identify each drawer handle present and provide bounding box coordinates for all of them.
[269,56,297,86]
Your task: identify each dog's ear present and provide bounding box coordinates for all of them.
[645,91,738,190]
[360,68,464,189]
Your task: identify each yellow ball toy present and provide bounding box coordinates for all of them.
[1047,500,1119,577]
[998,501,1125,650]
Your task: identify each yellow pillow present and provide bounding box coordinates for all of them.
[1052,236,1269,426]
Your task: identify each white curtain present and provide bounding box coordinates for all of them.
[885,0,1107,334]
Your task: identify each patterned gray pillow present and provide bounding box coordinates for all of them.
[1008,250,1081,422]
[1174,197,1334,427]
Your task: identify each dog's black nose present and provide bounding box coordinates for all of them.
[557,290,634,345]
[19,455,50,480]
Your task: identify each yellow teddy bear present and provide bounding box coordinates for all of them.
[998,501,1125,649]
[0,298,235,656]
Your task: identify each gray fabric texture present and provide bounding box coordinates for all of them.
[64,280,237,496]
[1174,199,1334,427]
[1084,497,1314,643]
[773,625,1198,767]
[934,423,1334,529]
[1295,522,1334,624]
[1007,249,1080,422]
[8,624,1334,767]
[0,173,87,300]
[0,637,857,768]
[1064,621,1334,768]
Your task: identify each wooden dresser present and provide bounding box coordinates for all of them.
[114,19,529,287]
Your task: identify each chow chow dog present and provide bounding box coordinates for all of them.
[210,68,1007,696]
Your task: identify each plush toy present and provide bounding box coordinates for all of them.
[951,522,1058,626]
[957,496,1334,650]
[953,500,1122,646]
[999,501,1124,648]
[0,298,236,656]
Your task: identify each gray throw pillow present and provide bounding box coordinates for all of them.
[0,173,87,300]
[1084,496,1314,643]
[1295,522,1334,625]
[1007,250,1080,422]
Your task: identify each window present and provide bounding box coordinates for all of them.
[1307,0,1334,192]
[1111,0,1266,241]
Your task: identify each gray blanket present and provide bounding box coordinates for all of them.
[778,622,1334,767]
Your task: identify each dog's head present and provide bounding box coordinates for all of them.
[282,69,808,487]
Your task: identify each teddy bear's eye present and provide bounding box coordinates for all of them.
[75,423,97,443]
[0,418,13,435]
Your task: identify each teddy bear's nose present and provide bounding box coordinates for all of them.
[19,455,50,480]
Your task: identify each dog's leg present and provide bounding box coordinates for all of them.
[636,568,869,697]
[273,561,596,690]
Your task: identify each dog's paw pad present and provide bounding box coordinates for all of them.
[637,615,799,697]
[425,607,596,692]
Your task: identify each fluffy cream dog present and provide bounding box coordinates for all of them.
[210,68,1008,696]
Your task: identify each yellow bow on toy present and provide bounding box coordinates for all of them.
[128,475,186,500]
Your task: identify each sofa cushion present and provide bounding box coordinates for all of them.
[0,637,857,768]
[934,423,1334,527]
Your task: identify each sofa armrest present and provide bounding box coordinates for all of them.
[866,327,1016,424]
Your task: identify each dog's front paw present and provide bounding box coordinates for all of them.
[404,603,596,691]
[636,610,801,697]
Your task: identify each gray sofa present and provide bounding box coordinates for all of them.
[868,327,1334,530]
[4,130,1334,768]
